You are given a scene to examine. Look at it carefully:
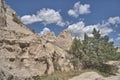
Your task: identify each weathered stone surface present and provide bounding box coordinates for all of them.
[55,29,73,51]
[0,1,73,79]
[69,72,105,80]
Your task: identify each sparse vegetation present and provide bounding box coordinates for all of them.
[12,13,22,24]
[53,61,61,71]
[96,64,118,77]
[111,52,120,60]
[33,70,93,80]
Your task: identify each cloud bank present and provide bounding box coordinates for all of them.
[39,27,51,35]
[108,16,120,25]
[68,16,120,40]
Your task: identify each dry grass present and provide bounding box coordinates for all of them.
[39,69,93,80]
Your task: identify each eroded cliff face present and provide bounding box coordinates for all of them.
[0,1,73,79]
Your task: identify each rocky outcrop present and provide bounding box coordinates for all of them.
[0,1,73,79]
[69,61,120,80]
[40,30,73,51]
[69,72,104,80]
[55,30,73,51]
[0,34,73,79]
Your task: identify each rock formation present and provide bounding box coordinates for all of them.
[0,0,73,79]
[55,30,73,51]
[1,0,119,80]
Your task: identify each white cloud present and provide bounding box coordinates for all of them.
[68,16,120,39]
[108,16,120,25]
[116,34,120,41]
[39,27,51,35]
[68,21,85,39]
[116,37,120,41]
[98,23,113,36]
[21,8,65,26]
[68,21,98,39]
[118,34,120,36]
[68,18,115,40]
[21,15,41,24]
[109,38,114,42]
[68,1,90,18]
[68,10,77,17]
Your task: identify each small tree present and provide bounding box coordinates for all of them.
[12,13,22,24]
[70,38,82,58]
[70,37,84,69]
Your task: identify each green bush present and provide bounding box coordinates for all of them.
[53,61,61,71]
[111,52,120,60]
[45,76,59,80]
[39,70,85,80]
[97,64,118,76]
[70,57,80,70]
[12,13,22,24]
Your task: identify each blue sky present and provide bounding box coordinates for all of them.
[5,0,120,45]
